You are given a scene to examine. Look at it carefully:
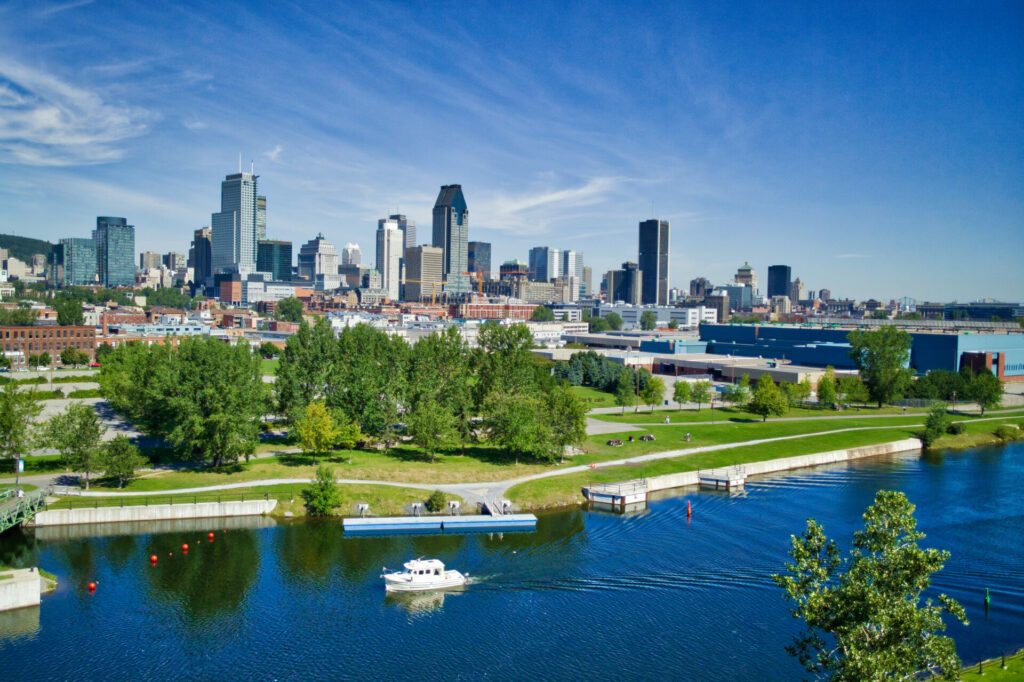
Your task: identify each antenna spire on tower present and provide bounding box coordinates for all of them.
[238,153,242,173]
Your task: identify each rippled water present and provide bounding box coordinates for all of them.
[1,442,1022,680]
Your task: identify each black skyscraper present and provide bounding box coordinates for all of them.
[767,265,792,299]
[638,219,670,305]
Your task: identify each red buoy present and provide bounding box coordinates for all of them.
[182,543,189,552]
[686,500,692,517]
[87,581,96,591]
[150,554,158,564]
[208,532,215,540]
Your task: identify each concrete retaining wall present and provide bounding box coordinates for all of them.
[646,438,922,494]
[0,569,41,612]
[29,500,277,527]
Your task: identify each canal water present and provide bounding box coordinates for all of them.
[2,442,1022,680]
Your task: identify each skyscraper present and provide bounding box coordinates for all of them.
[767,265,792,299]
[405,245,444,302]
[389,214,416,250]
[342,243,362,266]
[212,171,259,273]
[431,184,469,295]
[376,218,404,301]
[735,261,757,291]
[298,233,339,282]
[528,246,561,282]
[468,241,492,280]
[605,261,642,304]
[163,252,186,270]
[561,250,583,280]
[638,219,669,305]
[189,228,213,287]
[257,240,292,281]
[256,195,267,241]
[60,237,97,286]
[93,216,135,287]
[139,251,162,270]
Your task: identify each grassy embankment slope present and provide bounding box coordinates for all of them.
[958,649,1024,680]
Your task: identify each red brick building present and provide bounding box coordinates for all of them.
[0,325,96,365]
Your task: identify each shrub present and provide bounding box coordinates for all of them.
[425,490,447,513]
[946,422,966,435]
[994,424,1021,441]
[301,465,340,516]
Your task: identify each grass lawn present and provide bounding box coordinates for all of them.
[261,358,280,375]
[0,483,38,493]
[46,483,459,518]
[508,426,922,509]
[570,385,619,409]
[593,403,930,423]
[958,649,1024,680]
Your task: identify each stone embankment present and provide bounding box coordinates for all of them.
[28,499,277,527]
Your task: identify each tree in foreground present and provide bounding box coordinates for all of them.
[690,380,712,411]
[546,383,587,461]
[816,366,838,408]
[41,402,105,489]
[302,464,340,516]
[773,490,967,681]
[295,402,339,459]
[848,326,913,407]
[0,381,42,486]
[102,435,146,488]
[672,380,691,410]
[748,375,788,422]
[407,397,458,462]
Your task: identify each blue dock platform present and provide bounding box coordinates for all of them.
[342,513,537,536]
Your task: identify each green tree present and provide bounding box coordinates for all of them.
[42,402,105,489]
[837,375,870,406]
[530,306,555,321]
[588,316,611,332]
[424,490,448,513]
[36,352,51,368]
[722,374,751,406]
[639,310,658,330]
[302,465,340,516]
[484,391,553,462]
[614,370,636,414]
[672,380,691,409]
[331,409,364,451]
[690,380,712,411]
[0,355,10,370]
[60,347,89,367]
[782,376,812,407]
[773,490,967,680]
[0,307,38,326]
[965,369,1002,415]
[408,327,473,450]
[816,366,838,408]
[640,375,664,411]
[667,319,679,330]
[921,403,950,448]
[474,322,536,404]
[848,326,913,407]
[258,342,280,358]
[275,317,340,419]
[295,402,339,458]
[546,382,587,461]
[333,324,410,439]
[748,375,788,422]
[275,296,305,323]
[54,297,84,326]
[0,381,42,486]
[102,435,146,488]
[406,396,458,462]
[605,312,623,331]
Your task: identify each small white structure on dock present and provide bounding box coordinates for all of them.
[583,479,648,510]
[698,466,747,490]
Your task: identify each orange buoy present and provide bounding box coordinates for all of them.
[150,554,158,564]
[87,581,97,591]
[182,543,189,552]
[686,500,692,517]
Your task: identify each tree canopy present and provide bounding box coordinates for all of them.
[848,326,913,407]
[276,296,305,323]
[773,490,967,680]
[748,375,788,421]
[530,306,555,321]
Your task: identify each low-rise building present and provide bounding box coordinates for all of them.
[0,325,95,365]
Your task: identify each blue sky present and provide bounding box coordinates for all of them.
[0,0,1021,301]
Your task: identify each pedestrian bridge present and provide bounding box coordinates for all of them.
[0,488,49,534]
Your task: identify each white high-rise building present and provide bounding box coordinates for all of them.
[342,242,362,266]
[376,218,404,302]
[212,171,259,273]
[528,246,561,282]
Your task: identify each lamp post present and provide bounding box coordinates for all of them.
[711,397,716,424]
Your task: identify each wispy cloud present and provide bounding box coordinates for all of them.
[36,0,95,18]
[182,118,207,131]
[836,253,869,259]
[0,57,153,166]
[264,144,283,162]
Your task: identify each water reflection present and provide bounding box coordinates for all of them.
[143,528,260,622]
[0,605,39,639]
[385,589,464,617]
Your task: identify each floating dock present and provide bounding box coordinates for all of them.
[698,466,747,489]
[582,479,648,511]
[342,514,537,536]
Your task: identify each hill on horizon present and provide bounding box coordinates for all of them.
[0,234,54,262]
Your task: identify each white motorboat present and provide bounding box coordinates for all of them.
[381,558,467,593]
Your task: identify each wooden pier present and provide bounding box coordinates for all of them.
[582,479,648,511]
[698,466,747,490]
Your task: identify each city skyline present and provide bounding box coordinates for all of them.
[0,2,1021,300]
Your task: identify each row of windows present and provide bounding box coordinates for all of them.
[1,328,91,340]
